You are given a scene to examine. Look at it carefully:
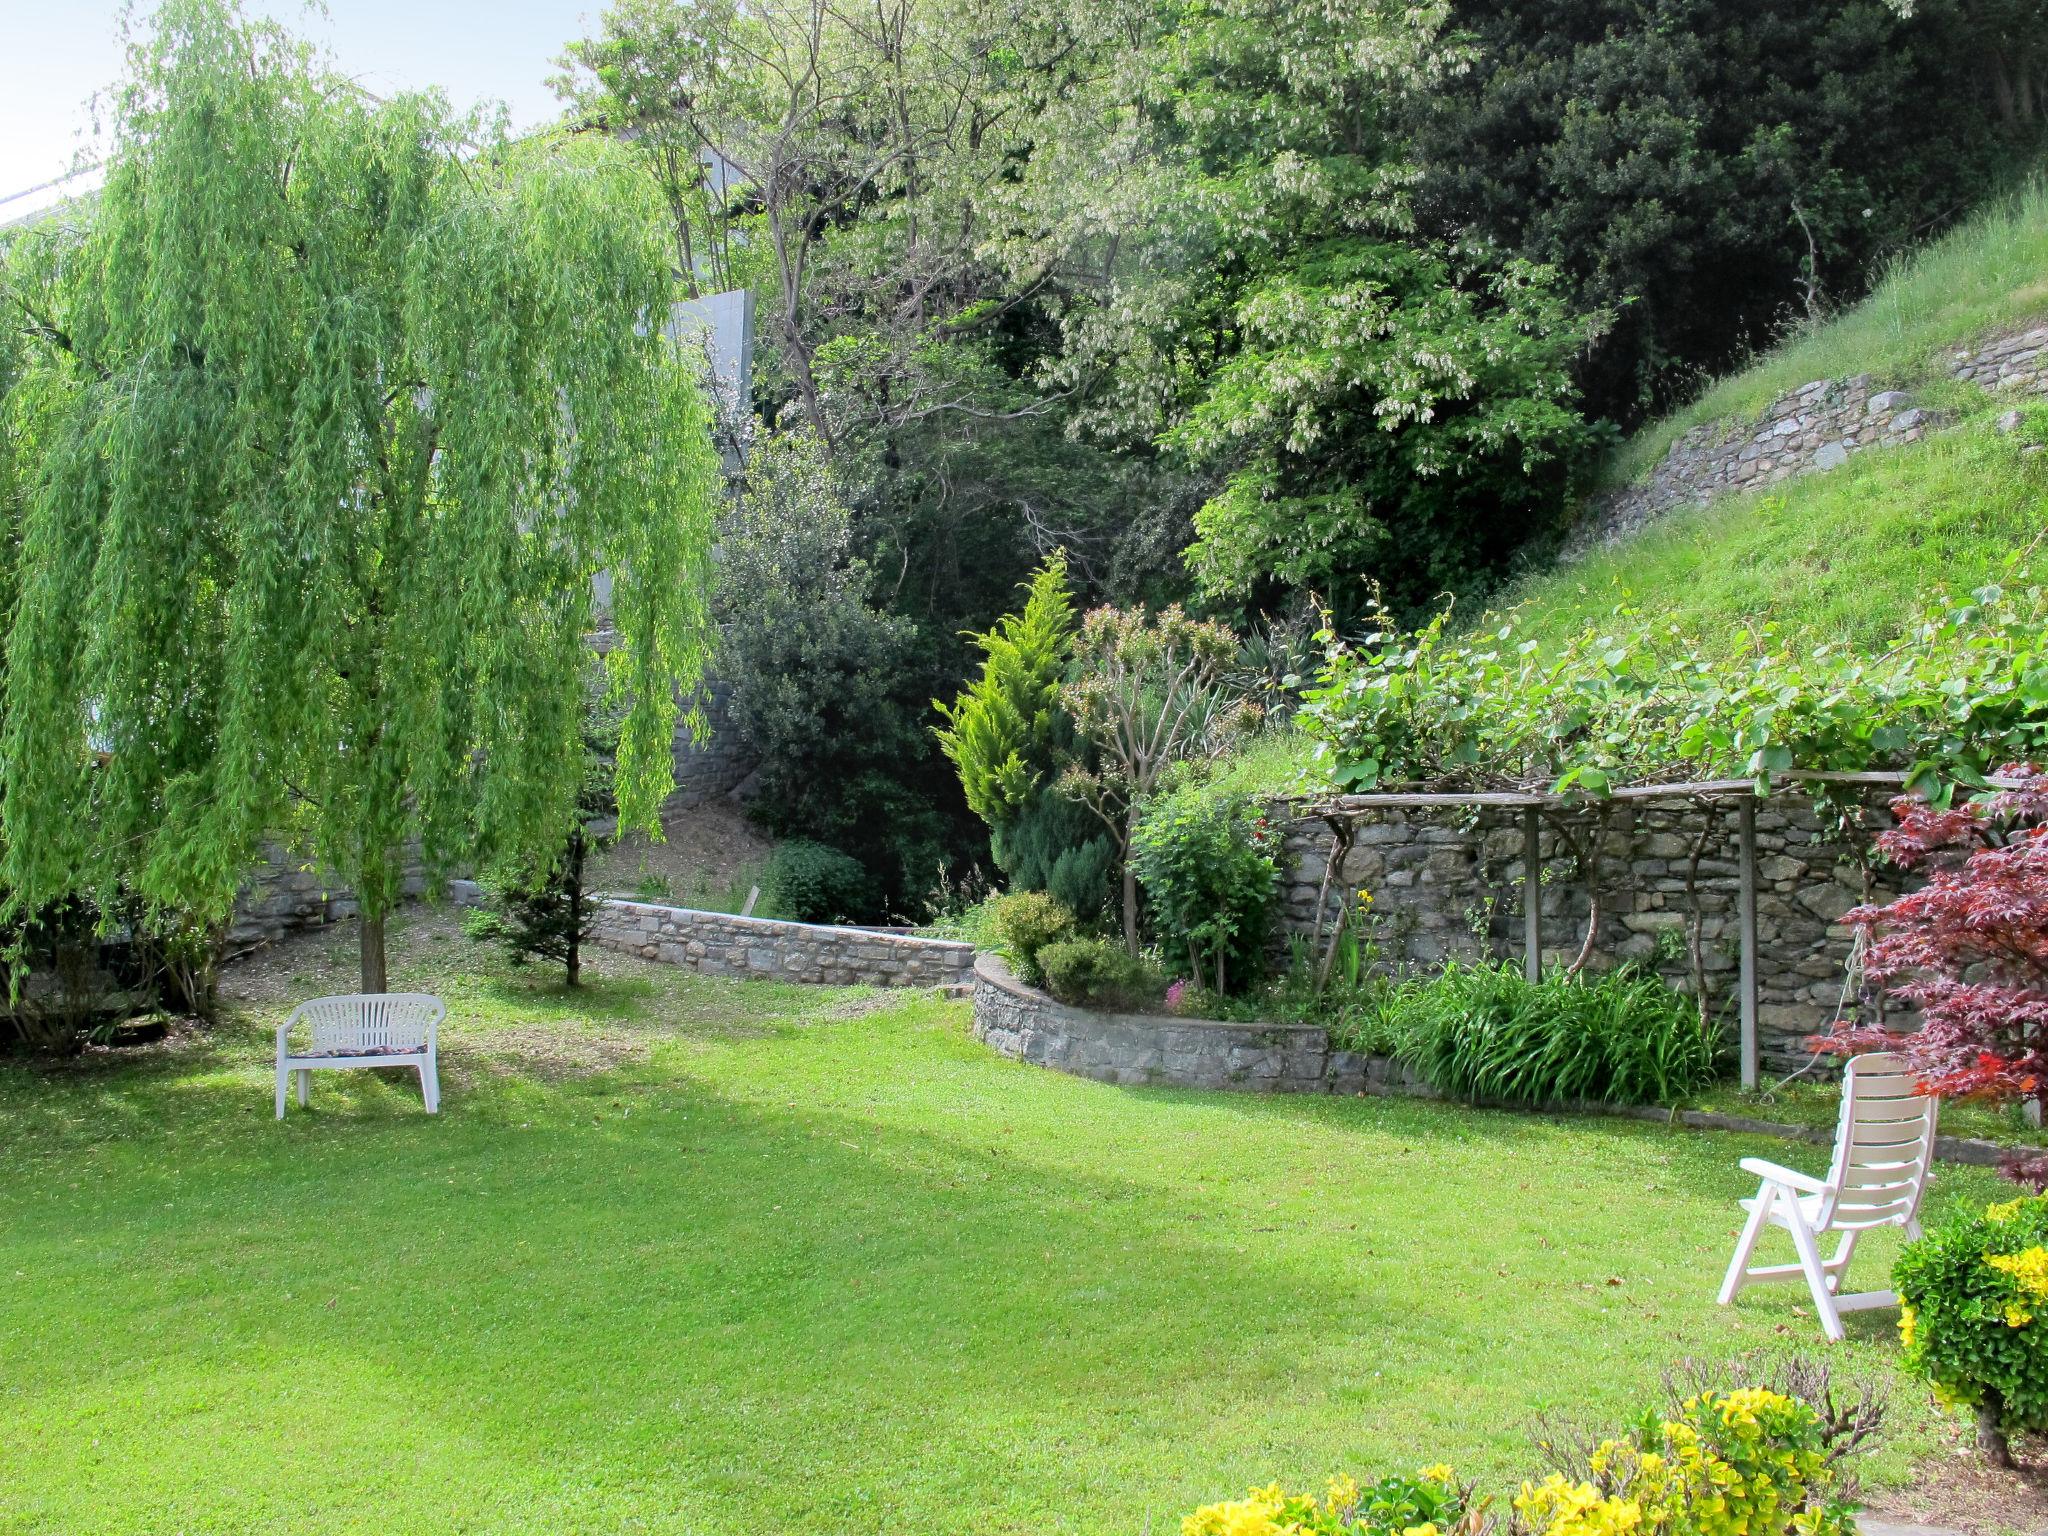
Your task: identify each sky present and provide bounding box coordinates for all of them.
[0,0,601,220]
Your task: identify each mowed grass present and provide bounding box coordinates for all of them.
[1501,399,2048,650]
[1610,174,2048,485]
[0,918,2004,1534]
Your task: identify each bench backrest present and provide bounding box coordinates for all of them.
[1821,1049,1938,1231]
[292,993,445,1054]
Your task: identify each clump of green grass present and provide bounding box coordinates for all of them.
[1373,961,1722,1109]
[1501,400,2048,652]
[1611,177,2048,486]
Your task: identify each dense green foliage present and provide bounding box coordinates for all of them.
[1372,961,1722,1108]
[710,430,953,917]
[1299,584,2048,799]
[1036,935,1158,1011]
[1894,1193,2048,1460]
[986,888,1074,987]
[544,0,2048,893]
[0,1,717,989]
[1128,781,1281,995]
[1417,0,2046,429]
[764,840,873,926]
[0,919,2000,1527]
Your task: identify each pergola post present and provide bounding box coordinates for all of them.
[1737,794,1760,1090]
[1521,806,1541,982]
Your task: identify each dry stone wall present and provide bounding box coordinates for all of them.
[591,900,974,989]
[1575,322,2048,549]
[972,954,1379,1092]
[1278,792,1902,1075]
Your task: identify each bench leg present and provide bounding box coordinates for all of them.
[296,1069,310,1108]
[276,1058,289,1120]
[420,1054,439,1114]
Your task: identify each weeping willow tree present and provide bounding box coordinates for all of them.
[0,0,720,992]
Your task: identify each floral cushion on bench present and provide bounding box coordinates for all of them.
[297,1044,423,1057]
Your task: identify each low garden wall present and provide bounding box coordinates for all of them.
[1278,792,1901,1075]
[592,901,976,989]
[972,953,1393,1092]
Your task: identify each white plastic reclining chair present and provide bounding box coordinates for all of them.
[1717,1050,1937,1341]
[276,993,445,1118]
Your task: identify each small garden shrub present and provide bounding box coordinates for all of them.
[1182,1466,1468,1536]
[1129,779,1279,994]
[1037,936,1157,1011]
[766,840,872,924]
[1187,1376,1869,1536]
[1379,961,1718,1107]
[1518,1386,1857,1536]
[1894,1192,2048,1464]
[988,890,1075,986]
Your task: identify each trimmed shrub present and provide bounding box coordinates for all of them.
[1385,961,1719,1107]
[1129,780,1279,994]
[1037,936,1156,1011]
[988,890,1075,986]
[766,841,871,925]
[1894,1192,2048,1465]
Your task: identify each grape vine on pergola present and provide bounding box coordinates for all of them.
[1292,769,2026,1089]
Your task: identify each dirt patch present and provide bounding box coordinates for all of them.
[1868,1424,2048,1535]
[588,800,774,908]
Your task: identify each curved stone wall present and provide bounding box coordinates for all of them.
[971,954,1385,1093]
[593,900,975,989]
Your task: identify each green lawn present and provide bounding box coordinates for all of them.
[0,917,2002,1534]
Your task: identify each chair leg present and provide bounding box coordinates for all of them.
[420,1056,439,1113]
[1826,1230,1859,1292]
[1785,1205,1846,1341]
[1719,1184,1774,1305]
[296,1069,310,1108]
[276,1059,289,1120]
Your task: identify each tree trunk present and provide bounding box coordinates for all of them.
[1120,812,1140,956]
[566,827,585,989]
[1977,1393,2015,1469]
[360,907,388,994]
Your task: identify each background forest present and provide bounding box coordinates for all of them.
[551,0,2048,920]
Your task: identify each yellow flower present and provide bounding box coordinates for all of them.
[1986,1197,2029,1222]
[1404,1525,1439,1536]
[1899,1303,1918,1348]
[1323,1474,1360,1514]
[1419,1464,1455,1484]
[2007,1302,2035,1329]
[1986,1246,2048,1301]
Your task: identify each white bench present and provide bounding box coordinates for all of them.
[275,993,445,1118]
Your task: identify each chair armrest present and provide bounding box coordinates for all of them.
[1740,1157,1829,1195]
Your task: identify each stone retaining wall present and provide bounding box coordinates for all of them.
[972,953,1385,1092]
[592,901,975,989]
[1279,792,1901,1075]
[1574,321,2048,550]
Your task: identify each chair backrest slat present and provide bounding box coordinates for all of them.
[1822,1050,1936,1229]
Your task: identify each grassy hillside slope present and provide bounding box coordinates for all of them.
[1505,402,2048,649]
[1497,180,2048,651]
[1609,178,2048,485]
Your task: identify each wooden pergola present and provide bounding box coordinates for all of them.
[1295,769,1975,1089]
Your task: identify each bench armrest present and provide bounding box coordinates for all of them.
[1739,1157,1829,1195]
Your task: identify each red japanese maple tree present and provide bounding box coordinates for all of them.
[1821,766,2048,1183]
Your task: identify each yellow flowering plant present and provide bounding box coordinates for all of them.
[1516,1387,1856,1536]
[1893,1192,2048,1466]
[1181,1466,1473,1536]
